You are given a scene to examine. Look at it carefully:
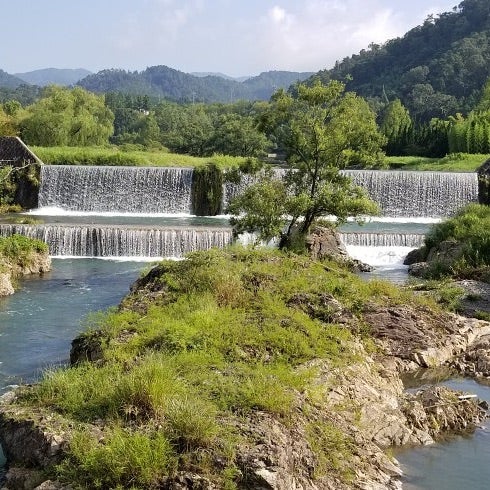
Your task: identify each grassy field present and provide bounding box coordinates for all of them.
[386,153,489,172]
[31,146,489,172]
[32,146,250,169]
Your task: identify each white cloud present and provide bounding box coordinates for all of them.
[252,0,414,73]
[269,6,288,24]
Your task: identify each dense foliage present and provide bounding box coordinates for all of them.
[19,246,419,488]
[21,86,114,146]
[2,1,490,158]
[424,203,490,278]
[311,0,490,123]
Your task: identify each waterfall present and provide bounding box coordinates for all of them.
[39,166,478,218]
[344,170,478,218]
[339,232,425,248]
[39,165,193,214]
[222,168,478,217]
[0,224,233,257]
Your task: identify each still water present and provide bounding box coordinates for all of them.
[397,378,490,490]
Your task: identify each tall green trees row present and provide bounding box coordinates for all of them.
[378,79,490,157]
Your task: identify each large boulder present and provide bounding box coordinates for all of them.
[306,226,373,271]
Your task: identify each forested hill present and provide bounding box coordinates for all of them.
[310,0,490,121]
[77,66,313,102]
[0,70,25,89]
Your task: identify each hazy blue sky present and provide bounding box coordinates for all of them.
[3,0,459,77]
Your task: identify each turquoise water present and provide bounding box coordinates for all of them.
[0,259,146,392]
[0,258,146,475]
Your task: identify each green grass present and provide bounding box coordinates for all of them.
[0,234,48,271]
[32,146,250,170]
[386,153,488,171]
[17,246,434,488]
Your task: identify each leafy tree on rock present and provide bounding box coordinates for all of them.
[229,81,384,248]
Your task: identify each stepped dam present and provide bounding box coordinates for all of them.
[0,165,479,257]
[38,165,479,218]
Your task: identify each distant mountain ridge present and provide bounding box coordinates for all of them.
[191,72,250,82]
[77,67,314,102]
[14,68,92,87]
[0,65,313,102]
[0,69,25,89]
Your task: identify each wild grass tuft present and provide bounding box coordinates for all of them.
[57,427,177,489]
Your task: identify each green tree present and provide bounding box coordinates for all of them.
[136,113,161,148]
[207,113,268,157]
[0,106,18,136]
[21,86,114,146]
[379,99,412,155]
[229,81,383,248]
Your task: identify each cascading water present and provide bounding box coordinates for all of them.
[0,224,233,257]
[344,170,478,217]
[222,168,478,218]
[39,165,193,214]
[339,232,425,248]
[15,166,480,259]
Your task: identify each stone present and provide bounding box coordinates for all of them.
[403,246,427,265]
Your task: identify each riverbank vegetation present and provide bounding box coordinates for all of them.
[385,153,488,171]
[421,204,490,280]
[32,145,249,169]
[13,246,435,488]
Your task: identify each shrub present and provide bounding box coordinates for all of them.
[424,204,490,276]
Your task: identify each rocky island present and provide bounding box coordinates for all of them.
[0,240,488,489]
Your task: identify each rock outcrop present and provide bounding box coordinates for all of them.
[306,226,373,272]
[404,239,464,278]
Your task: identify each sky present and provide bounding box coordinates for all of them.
[3,0,460,77]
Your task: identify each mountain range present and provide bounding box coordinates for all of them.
[309,0,490,121]
[14,68,92,87]
[1,0,489,112]
[0,66,312,103]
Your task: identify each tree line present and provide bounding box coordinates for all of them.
[1,80,490,159]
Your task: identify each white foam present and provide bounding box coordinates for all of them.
[345,245,415,266]
[27,207,194,218]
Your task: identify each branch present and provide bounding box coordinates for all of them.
[0,161,33,183]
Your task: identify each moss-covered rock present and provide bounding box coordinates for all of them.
[191,163,223,216]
